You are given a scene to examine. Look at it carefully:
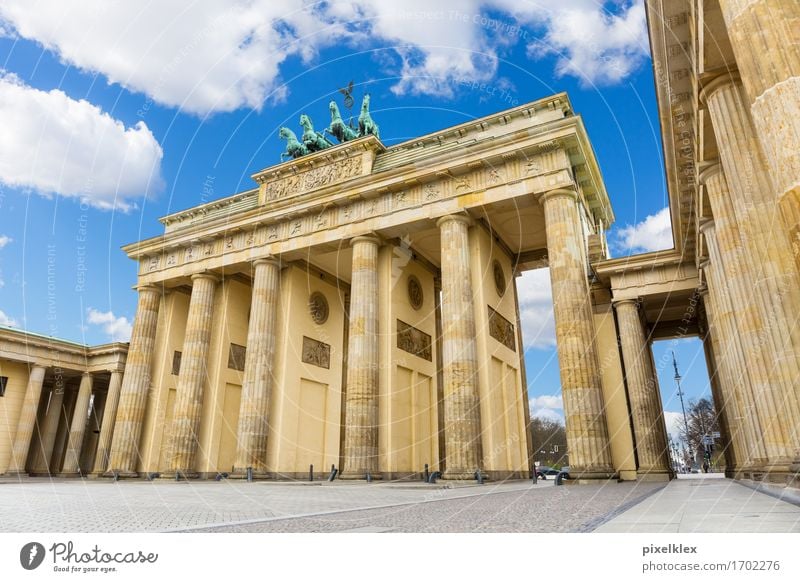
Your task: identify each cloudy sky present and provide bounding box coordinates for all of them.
[0,1,711,426]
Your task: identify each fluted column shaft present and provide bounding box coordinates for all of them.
[699,286,745,473]
[8,365,47,475]
[541,189,613,478]
[703,77,800,467]
[614,300,670,476]
[700,167,769,468]
[92,371,123,474]
[233,258,281,474]
[436,215,482,479]
[30,385,66,474]
[718,0,800,270]
[341,236,381,479]
[61,373,94,475]
[170,273,218,477]
[107,285,161,476]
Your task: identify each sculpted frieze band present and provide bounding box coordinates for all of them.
[140,146,574,277]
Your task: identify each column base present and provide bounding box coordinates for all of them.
[102,470,140,479]
[159,471,199,481]
[564,467,617,483]
[442,470,482,481]
[338,471,382,481]
[56,471,84,478]
[228,469,270,480]
[2,471,29,479]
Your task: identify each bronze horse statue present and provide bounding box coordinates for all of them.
[299,114,333,152]
[325,100,358,143]
[279,127,308,161]
[358,93,379,139]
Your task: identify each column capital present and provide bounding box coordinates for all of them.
[699,70,742,105]
[538,188,578,206]
[435,213,474,229]
[697,161,723,185]
[252,257,281,269]
[698,218,716,234]
[190,271,220,284]
[612,297,641,309]
[135,283,162,295]
[349,233,382,248]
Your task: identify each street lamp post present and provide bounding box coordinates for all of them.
[673,351,691,465]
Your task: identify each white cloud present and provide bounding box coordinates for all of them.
[0,72,163,210]
[0,309,18,326]
[0,235,10,249]
[529,393,564,423]
[516,268,556,350]
[611,207,673,254]
[0,1,648,115]
[86,308,132,342]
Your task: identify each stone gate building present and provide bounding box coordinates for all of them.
[2,0,799,489]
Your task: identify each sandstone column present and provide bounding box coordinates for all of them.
[60,373,94,475]
[7,364,47,476]
[233,258,281,475]
[613,299,671,479]
[170,273,218,478]
[703,76,800,469]
[340,235,381,479]
[92,370,124,475]
[106,285,161,476]
[699,165,769,470]
[717,0,800,271]
[30,385,66,474]
[540,188,613,479]
[436,215,482,480]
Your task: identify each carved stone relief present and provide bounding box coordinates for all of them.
[397,320,432,361]
[302,336,331,369]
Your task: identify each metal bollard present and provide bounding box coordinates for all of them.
[427,471,442,484]
[309,464,314,482]
[366,471,372,483]
[423,464,429,482]
[555,470,568,486]
[532,468,538,484]
[246,466,253,483]
[475,469,484,484]
[328,464,338,481]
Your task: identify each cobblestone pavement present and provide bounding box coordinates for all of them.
[0,478,664,533]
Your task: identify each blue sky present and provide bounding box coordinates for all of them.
[0,1,710,425]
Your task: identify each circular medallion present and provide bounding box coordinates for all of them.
[309,292,329,324]
[493,260,506,297]
[408,275,423,310]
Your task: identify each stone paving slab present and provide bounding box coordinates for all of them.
[0,477,663,533]
[595,474,800,533]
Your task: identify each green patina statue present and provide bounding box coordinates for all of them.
[279,127,308,160]
[299,114,334,152]
[358,93,379,139]
[279,90,380,161]
[325,100,358,143]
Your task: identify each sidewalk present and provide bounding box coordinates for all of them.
[595,473,800,533]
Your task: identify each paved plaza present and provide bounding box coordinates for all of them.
[0,474,797,533]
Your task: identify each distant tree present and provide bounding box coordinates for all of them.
[678,397,721,466]
[530,417,568,468]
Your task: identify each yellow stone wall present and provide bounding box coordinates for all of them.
[593,301,637,480]
[377,245,439,477]
[0,360,33,473]
[469,227,529,476]
[267,264,346,476]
